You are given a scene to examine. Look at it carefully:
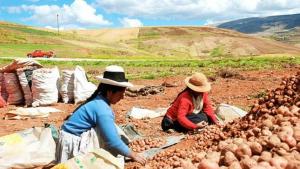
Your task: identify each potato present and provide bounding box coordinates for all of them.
[267,135,281,148]
[233,138,244,145]
[206,152,221,163]
[223,151,238,166]
[251,155,260,162]
[181,159,197,169]
[240,157,257,169]
[286,161,300,169]
[284,136,297,147]
[235,144,252,160]
[249,142,262,155]
[293,127,300,141]
[257,161,274,169]
[228,161,242,169]
[262,129,272,136]
[225,144,238,154]
[258,151,272,162]
[269,156,288,169]
[262,119,273,128]
[280,126,294,136]
[251,166,265,169]
[198,159,220,169]
[296,142,300,151]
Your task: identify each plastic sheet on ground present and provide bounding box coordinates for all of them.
[0,127,56,168]
[141,135,185,159]
[215,103,247,125]
[5,107,62,120]
[126,107,168,119]
[119,124,142,143]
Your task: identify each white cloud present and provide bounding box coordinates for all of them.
[96,0,300,24]
[120,17,143,27]
[7,0,111,29]
[4,0,300,28]
[7,6,23,13]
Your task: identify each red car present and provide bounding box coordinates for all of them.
[27,50,55,58]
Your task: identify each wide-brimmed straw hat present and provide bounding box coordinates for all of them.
[96,65,133,88]
[184,72,211,92]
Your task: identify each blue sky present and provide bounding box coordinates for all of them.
[1,0,300,30]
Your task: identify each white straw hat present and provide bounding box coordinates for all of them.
[184,72,211,92]
[96,65,133,88]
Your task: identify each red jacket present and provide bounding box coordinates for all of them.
[165,90,217,129]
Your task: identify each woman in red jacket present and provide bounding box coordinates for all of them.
[161,72,218,132]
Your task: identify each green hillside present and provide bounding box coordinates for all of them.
[1,21,300,59]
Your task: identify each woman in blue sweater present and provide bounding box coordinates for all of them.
[56,65,146,165]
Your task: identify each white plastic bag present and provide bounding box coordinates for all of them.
[73,66,96,104]
[31,67,60,107]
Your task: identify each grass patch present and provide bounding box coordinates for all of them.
[210,45,224,57]
[249,90,267,99]
[0,43,72,57]
[0,55,299,81]
[0,24,56,36]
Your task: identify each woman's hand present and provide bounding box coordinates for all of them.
[129,151,146,165]
[196,121,208,129]
[214,120,223,127]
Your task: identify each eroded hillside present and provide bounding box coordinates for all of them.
[0,22,300,58]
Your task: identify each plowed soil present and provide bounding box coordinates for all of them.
[0,67,298,168]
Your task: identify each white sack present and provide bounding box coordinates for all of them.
[59,70,74,103]
[31,67,60,107]
[4,73,24,105]
[0,127,56,168]
[73,66,96,104]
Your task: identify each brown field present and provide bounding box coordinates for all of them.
[0,67,298,168]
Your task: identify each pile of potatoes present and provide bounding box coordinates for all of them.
[139,72,300,169]
[129,137,166,152]
[187,125,225,151]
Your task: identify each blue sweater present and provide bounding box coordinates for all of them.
[62,95,130,157]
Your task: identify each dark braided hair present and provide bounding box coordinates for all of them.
[64,83,126,120]
[85,83,126,102]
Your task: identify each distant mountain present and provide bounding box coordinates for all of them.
[217,13,300,34]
